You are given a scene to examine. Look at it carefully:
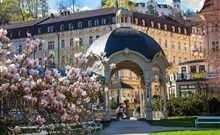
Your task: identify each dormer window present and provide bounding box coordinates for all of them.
[69,23,73,30]
[102,19,106,25]
[9,32,13,38]
[142,20,145,26]
[60,24,64,31]
[48,26,54,33]
[112,17,116,24]
[172,26,175,32]
[78,22,82,28]
[178,27,181,33]
[158,23,161,29]
[164,24,167,30]
[18,31,21,37]
[151,21,154,28]
[88,20,93,27]
[38,28,42,34]
[94,20,99,26]
[135,18,138,24]
[184,29,187,34]
[192,27,196,33]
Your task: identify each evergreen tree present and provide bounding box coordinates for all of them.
[146,4,155,15]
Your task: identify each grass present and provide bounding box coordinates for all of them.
[150,130,220,135]
[146,116,220,128]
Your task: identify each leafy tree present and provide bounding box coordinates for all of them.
[102,0,136,11]
[175,11,183,18]
[146,4,155,15]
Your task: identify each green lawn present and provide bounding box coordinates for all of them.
[146,116,220,128]
[150,130,220,135]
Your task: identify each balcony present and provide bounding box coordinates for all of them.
[176,72,206,81]
[111,76,139,86]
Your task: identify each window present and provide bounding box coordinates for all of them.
[194,41,196,48]
[18,31,21,37]
[165,40,168,48]
[173,56,175,64]
[158,38,161,45]
[184,43,187,51]
[151,21,154,27]
[18,45,22,53]
[69,23,73,30]
[89,36,93,45]
[212,41,219,51]
[178,57,181,64]
[172,41,175,49]
[94,20,99,26]
[164,24,167,30]
[70,38,73,47]
[102,19,106,25]
[96,35,99,39]
[178,27,181,33]
[172,26,175,32]
[199,65,205,72]
[39,58,42,66]
[61,40,65,48]
[60,24,64,31]
[88,20,93,27]
[192,27,196,33]
[79,38,83,46]
[180,85,195,98]
[112,17,116,24]
[181,67,186,74]
[48,26,54,33]
[48,41,54,50]
[158,23,161,29]
[39,46,42,51]
[9,32,13,38]
[190,66,196,73]
[38,28,42,34]
[78,22,82,28]
[178,43,181,50]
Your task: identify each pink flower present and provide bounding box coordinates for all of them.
[61,113,67,122]
[48,124,55,130]
[31,97,38,105]
[39,99,48,108]
[36,116,45,126]
[51,100,59,109]
[20,67,27,75]
[14,126,20,133]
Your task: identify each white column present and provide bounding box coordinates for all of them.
[146,81,153,120]
[163,82,168,119]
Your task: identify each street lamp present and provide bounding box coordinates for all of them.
[56,31,60,69]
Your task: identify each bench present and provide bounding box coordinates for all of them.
[195,116,220,128]
[82,121,103,134]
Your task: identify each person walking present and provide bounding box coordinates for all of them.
[136,105,140,119]
[116,105,124,120]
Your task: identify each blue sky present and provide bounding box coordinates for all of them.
[48,0,205,13]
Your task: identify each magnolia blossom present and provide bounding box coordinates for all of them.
[110,63,116,69]
[36,116,45,126]
[14,126,20,133]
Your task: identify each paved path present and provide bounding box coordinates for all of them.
[97,119,198,135]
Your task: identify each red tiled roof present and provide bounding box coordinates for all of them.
[38,7,118,25]
[0,18,49,30]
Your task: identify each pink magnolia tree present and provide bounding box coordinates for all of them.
[0,29,108,134]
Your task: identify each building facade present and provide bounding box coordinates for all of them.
[0,7,205,99]
[136,0,183,17]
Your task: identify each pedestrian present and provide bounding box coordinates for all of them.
[116,105,124,120]
[136,105,140,119]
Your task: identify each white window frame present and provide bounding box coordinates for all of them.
[78,22,82,28]
[48,26,54,33]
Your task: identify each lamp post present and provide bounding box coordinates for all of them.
[56,32,60,69]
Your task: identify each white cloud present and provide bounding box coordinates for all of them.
[165,0,205,11]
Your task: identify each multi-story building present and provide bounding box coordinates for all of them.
[0,7,205,100]
[136,0,183,17]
